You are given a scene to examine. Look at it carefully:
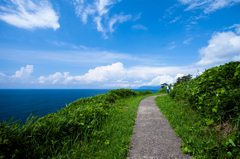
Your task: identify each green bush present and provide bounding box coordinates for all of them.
[167,61,240,158]
[170,61,240,122]
[108,88,137,98]
[135,90,153,96]
[157,87,167,94]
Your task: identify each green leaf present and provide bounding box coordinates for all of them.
[182,147,188,154]
[212,108,217,113]
[227,151,232,157]
[229,139,236,147]
[104,140,110,145]
[206,119,214,125]
[221,88,225,94]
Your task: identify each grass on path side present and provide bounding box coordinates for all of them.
[155,95,233,159]
[58,93,159,159]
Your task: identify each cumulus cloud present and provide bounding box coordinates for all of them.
[12,65,34,78]
[0,0,60,30]
[39,72,69,84]
[38,62,198,86]
[67,62,125,83]
[146,74,185,86]
[196,31,240,66]
[39,62,125,84]
[72,0,132,38]
[0,72,7,83]
[0,72,6,76]
[132,24,147,30]
[178,0,240,13]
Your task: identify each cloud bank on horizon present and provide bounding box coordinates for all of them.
[0,0,239,89]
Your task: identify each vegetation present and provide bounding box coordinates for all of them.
[161,83,168,88]
[2,61,239,158]
[174,74,193,86]
[157,87,167,94]
[156,61,240,158]
[0,89,156,159]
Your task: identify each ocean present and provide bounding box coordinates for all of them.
[0,89,158,124]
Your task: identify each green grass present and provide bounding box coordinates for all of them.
[0,89,163,159]
[72,94,156,159]
[155,95,240,159]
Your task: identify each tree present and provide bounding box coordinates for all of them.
[175,74,193,86]
[161,83,168,88]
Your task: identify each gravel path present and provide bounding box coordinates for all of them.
[128,95,192,159]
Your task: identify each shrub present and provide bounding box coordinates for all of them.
[170,61,240,122]
[108,89,137,99]
[135,91,153,96]
[157,87,167,94]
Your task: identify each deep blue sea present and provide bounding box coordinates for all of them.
[0,89,158,124]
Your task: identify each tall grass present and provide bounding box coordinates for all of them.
[0,89,156,158]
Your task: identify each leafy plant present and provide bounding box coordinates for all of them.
[163,61,240,158]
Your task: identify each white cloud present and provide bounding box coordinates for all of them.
[0,49,147,65]
[39,72,69,84]
[169,46,176,50]
[0,72,6,76]
[103,83,139,88]
[49,41,88,50]
[95,0,119,16]
[94,16,108,38]
[115,80,128,83]
[162,4,180,19]
[133,13,141,21]
[233,55,240,61]
[12,65,34,78]
[183,38,193,44]
[109,13,132,33]
[132,24,147,30]
[81,5,96,24]
[229,24,240,34]
[38,62,198,86]
[133,80,142,83]
[146,74,185,86]
[0,0,60,30]
[178,0,240,13]
[65,62,125,83]
[196,31,240,66]
[72,0,131,38]
[204,0,240,13]
[170,16,181,23]
[39,62,126,84]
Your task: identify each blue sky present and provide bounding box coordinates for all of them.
[0,0,240,89]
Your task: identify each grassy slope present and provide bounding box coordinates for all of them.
[72,94,158,159]
[0,90,164,159]
[50,93,164,159]
[155,95,239,159]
